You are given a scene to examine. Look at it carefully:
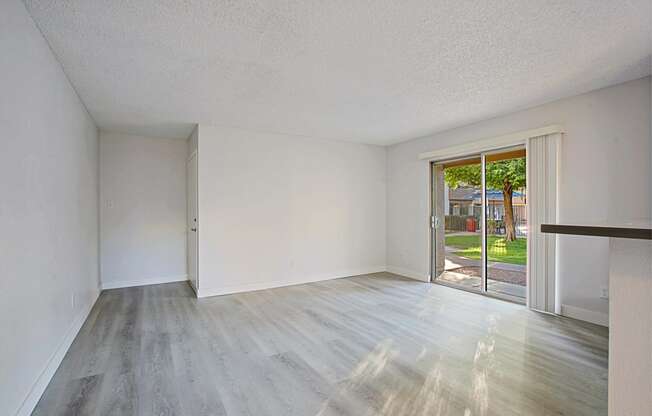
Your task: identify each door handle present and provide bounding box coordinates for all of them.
[191,228,197,232]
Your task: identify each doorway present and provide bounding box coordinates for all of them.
[431,147,527,302]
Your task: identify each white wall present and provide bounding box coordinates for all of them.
[197,125,386,296]
[387,76,651,326]
[0,1,100,415]
[100,133,187,289]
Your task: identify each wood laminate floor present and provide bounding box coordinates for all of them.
[33,273,608,416]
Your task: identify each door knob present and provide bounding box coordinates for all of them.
[191,227,197,232]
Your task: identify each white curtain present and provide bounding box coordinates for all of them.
[526,133,561,313]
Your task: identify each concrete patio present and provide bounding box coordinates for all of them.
[438,246,527,299]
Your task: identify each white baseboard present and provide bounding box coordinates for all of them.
[15,291,100,416]
[101,274,188,290]
[198,267,386,298]
[561,304,609,327]
[386,265,429,282]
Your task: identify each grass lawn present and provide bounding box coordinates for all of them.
[445,234,526,265]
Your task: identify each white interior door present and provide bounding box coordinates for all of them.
[187,153,198,294]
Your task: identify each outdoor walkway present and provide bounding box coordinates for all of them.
[440,247,526,299]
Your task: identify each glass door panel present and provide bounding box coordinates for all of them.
[432,157,483,292]
[484,149,527,300]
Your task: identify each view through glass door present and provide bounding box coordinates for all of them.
[431,147,527,302]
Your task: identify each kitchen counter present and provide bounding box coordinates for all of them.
[542,222,651,416]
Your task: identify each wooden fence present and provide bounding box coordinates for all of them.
[445,213,528,236]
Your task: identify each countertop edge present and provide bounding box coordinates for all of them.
[540,224,652,240]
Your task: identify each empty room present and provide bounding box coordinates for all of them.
[2,1,651,415]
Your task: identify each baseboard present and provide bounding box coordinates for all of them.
[198,267,386,298]
[15,291,100,416]
[561,304,609,327]
[386,265,429,282]
[101,274,188,290]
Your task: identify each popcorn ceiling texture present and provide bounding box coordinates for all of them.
[24,0,652,144]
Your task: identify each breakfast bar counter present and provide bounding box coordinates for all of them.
[541,222,651,416]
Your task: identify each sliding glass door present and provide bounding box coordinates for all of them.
[431,147,527,302]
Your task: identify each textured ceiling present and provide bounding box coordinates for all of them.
[24,0,652,144]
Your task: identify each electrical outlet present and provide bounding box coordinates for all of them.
[600,286,609,299]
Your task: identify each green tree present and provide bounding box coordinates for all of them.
[444,157,526,241]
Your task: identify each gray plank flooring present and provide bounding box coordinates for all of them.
[32,273,608,416]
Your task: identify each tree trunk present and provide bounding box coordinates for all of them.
[502,182,516,241]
